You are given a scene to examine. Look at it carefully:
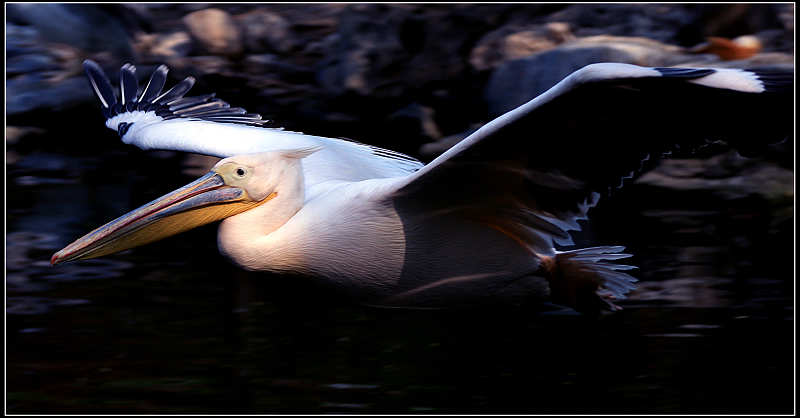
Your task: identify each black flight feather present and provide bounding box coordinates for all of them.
[138,64,168,103]
[83,60,267,127]
[750,69,793,92]
[119,63,139,106]
[154,77,196,105]
[654,67,716,78]
[168,94,218,111]
[83,60,117,114]
[172,101,231,115]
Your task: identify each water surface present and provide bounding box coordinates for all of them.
[6,148,794,413]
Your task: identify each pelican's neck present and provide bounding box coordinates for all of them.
[217,161,306,268]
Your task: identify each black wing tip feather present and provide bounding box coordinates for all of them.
[654,67,716,79]
[119,62,139,107]
[83,59,117,114]
[83,60,266,126]
[655,65,793,94]
[749,68,794,93]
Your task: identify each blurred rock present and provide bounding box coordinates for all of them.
[754,28,794,53]
[316,5,411,97]
[485,35,696,116]
[6,126,47,146]
[235,9,295,54]
[399,6,503,91]
[545,4,787,48]
[242,54,315,83]
[470,22,575,71]
[187,55,233,75]
[7,23,89,81]
[637,151,793,202]
[689,35,762,61]
[7,53,60,77]
[165,55,234,77]
[387,103,442,143]
[674,52,794,69]
[7,151,21,166]
[777,4,794,32]
[7,75,93,116]
[7,4,135,59]
[7,18,99,118]
[135,31,193,59]
[545,4,699,44]
[5,3,793,168]
[674,4,789,47]
[317,4,502,99]
[183,8,243,56]
[7,23,48,58]
[418,129,476,159]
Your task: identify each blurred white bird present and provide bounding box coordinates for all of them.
[52,60,792,313]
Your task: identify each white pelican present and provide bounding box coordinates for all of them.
[51,60,792,313]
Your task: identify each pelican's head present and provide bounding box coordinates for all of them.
[51,147,319,265]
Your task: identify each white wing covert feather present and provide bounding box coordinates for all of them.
[83,60,423,187]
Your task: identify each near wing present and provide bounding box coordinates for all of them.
[83,60,422,186]
[390,63,793,256]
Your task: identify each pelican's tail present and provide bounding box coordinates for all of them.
[540,246,638,314]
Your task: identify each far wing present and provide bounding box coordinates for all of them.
[389,63,793,255]
[83,60,422,186]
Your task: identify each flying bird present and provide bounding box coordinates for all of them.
[51,60,792,313]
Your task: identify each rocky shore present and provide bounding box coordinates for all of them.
[7,4,794,193]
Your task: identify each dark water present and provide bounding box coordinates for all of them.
[6,148,794,414]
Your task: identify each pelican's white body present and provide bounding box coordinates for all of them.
[216,160,547,307]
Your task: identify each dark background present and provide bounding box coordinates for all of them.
[6,3,794,414]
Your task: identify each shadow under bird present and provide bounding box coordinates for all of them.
[52,60,793,313]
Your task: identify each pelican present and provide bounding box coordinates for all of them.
[51,60,792,313]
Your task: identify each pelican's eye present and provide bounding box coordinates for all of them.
[235,167,247,177]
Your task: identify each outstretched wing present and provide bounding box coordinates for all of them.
[83,60,423,186]
[390,63,793,256]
